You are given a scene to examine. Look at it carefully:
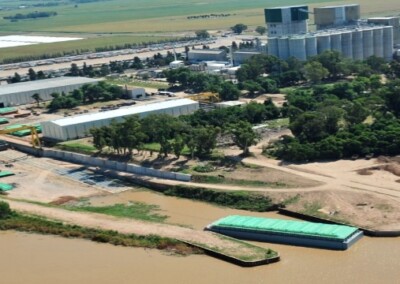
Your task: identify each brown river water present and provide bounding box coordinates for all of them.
[2,189,400,284]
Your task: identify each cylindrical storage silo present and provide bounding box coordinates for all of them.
[341,31,353,59]
[317,34,331,54]
[306,36,318,58]
[278,37,290,60]
[383,26,394,61]
[362,28,374,59]
[373,27,384,58]
[289,37,306,61]
[352,30,363,60]
[267,37,279,58]
[330,33,342,54]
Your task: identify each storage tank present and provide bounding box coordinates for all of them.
[278,37,290,60]
[383,26,394,61]
[330,33,342,53]
[352,30,363,60]
[289,37,306,61]
[341,31,353,59]
[306,36,318,58]
[268,37,279,57]
[373,27,384,58]
[317,34,331,54]
[362,28,374,58]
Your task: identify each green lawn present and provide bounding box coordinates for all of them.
[56,141,97,155]
[67,203,168,223]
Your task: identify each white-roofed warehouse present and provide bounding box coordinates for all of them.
[41,99,200,141]
[0,77,101,107]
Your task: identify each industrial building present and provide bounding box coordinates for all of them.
[268,25,394,61]
[128,88,146,100]
[0,77,100,107]
[206,215,363,250]
[187,49,227,63]
[314,4,361,30]
[368,17,400,45]
[41,99,199,141]
[232,51,261,65]
[264,6,309,37]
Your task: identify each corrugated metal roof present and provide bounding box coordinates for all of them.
[210,215,358,240]
[49,99,199,127]
[0,77,101,96]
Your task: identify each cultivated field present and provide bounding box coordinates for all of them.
[0,0,398,61]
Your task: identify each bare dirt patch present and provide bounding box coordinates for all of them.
[285,190,400,231]
[0,150,101,203]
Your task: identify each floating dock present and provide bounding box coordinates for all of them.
[206,215,363,250]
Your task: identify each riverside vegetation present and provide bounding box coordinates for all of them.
[0,201,200,255]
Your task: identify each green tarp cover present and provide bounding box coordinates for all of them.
[210,215,358,240]
[0,183,14,191]
[0,171,14,178]
[0,107,17,114]
[0,118,9,124]
[5,124,24,130]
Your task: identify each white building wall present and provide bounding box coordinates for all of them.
[42,100,200,141]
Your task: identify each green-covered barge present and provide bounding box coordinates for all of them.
[206,215,363,250]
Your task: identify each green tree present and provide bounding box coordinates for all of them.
[219,81,240,100]
[28,68,37,81]
[0,201,12,219]
[229,121,259,155]
[255,26,266,35]
[69,63,80,76]
[303,62,329,83]
[10,72,21,83]
[195,30,210,38]
[231,23,248,34]
[31,93,42,107]
[172,135,185,158]
[193,126,219,157]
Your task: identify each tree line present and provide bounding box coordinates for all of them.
[4,11,57,21]
[48,81,125,111]
[89,99,280,158]
[270,77,400,161]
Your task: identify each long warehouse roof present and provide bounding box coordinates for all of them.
[0,77,101,96]
[48,98,198,127]
[209,215,358,240]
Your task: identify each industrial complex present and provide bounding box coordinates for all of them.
[265,4,398,61]
[0,77,100,107]
[206,215,364,250]
[41,98,199,141]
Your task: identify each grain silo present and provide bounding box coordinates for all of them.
[383,26,394,61]
[317,34,331,54]
[330,33,342,53]
[373,27,384,58]
[289,37,307,61]
[341,31,353,59]
[352,30,363,60]
[306,36,318,58]
[362,28,374,58]
[267,37,279,57]
[278,37,290,60]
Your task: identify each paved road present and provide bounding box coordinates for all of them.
[0,36,239,78]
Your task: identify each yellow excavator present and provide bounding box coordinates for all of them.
[0,126,41,148]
